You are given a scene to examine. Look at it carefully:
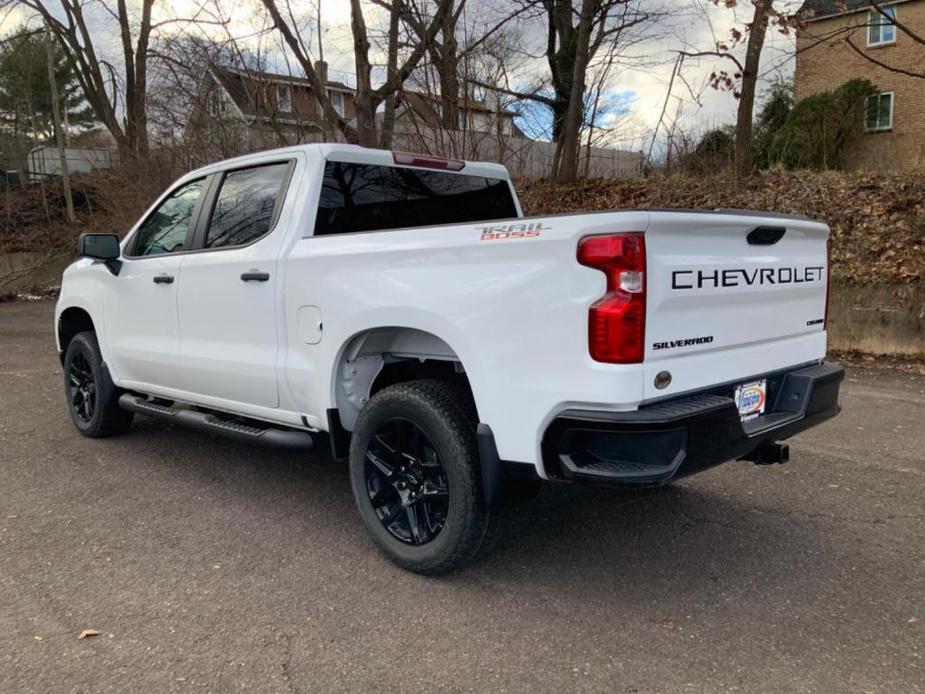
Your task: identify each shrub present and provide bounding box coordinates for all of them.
[683,127,735,174]
[769,79,876,170]
[753,81,793,169]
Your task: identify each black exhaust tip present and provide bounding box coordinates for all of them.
[746,441,789,465]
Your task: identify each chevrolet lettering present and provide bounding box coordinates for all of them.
[672,265,825,290]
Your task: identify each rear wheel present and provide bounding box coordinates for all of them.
[349,380,493,574]
[63,331,133,437]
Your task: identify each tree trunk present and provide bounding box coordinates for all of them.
[46,27,74,223]
[437,9,460,131]
[129,0,154,157]
[260,0,353,142]
[554,0,595,182]
[380,0,401,148]
[546,0,576,142]
[350,0,379,147]
[734,0,772,179]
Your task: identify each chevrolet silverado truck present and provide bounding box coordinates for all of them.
[56,144,844,574]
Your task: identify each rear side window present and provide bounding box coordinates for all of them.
[132,179,204,256]
[314,161,517,235]
[204,162,290,248]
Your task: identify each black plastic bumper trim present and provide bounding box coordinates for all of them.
[542,362,844,486]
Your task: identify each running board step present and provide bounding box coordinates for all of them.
[119,394,313,451]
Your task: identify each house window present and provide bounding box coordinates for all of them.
[277,85,292,112]
[207,88,225,117]
[329,91,344,116]
[865,92,893,131]
[868,6,896,46]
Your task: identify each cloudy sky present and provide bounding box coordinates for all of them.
[1,0,805,153]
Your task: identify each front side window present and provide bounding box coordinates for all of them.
[868,6,896,45]
[132,179,204,256]
[865,92,893,131]
[204,163,290,249]
[314,161,518,236]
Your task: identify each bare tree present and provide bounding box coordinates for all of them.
[45,25,74,221]
[259,0,352,141]
[6,0,157,158]
[499,1,649,141]
[680,0,794,178]
[372,0,469,131]
[734,0,772,177]
[554,0,595,180]
[260,0,453,146]
[465,0,652,180]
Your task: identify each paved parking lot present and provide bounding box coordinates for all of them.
[1,300,922,693]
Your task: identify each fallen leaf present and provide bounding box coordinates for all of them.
[77,629,101,640]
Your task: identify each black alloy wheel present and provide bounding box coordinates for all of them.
[349,379,494,574]
[364,418,450,545]
[68,351,96,423]
[63,331,134,437]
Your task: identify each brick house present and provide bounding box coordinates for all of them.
[186,62,357,148]
[796,0,925,171]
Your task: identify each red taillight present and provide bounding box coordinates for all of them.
[392,151,465,171]
[577,233,646,363]
[824,238,832,330]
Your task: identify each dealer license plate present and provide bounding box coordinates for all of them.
[734,379,767,422]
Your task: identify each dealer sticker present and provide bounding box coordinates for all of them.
[734,379,767,422]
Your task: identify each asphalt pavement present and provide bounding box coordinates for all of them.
[1,300,922,693]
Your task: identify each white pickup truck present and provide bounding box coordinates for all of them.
[56,144,843,573]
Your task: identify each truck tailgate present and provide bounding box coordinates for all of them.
[643,211,829,394]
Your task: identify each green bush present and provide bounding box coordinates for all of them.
[754,81,793,169]
[683,127,735,174]
[768,79,877,170]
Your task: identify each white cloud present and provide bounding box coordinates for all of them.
[0,4,27,34]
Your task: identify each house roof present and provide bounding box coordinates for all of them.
[213,64,352,93]
[207,64,352,123]
[798,0,909,21]
[399,90,517,127]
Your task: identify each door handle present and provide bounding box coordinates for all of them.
[153,274,174,284]
[240,271,270,282]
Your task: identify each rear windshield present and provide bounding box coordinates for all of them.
[313,161,517,236]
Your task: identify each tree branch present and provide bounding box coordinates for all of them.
[845,35,925,79]
[468,78,555,107]
[678,49,744,72]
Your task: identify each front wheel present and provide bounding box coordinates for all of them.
[63,331,133,437]
[349,380,494,574]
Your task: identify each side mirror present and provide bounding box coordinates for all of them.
[77,233,122,276]
[77,233,121,261]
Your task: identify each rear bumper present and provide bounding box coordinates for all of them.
[541,362,844,485]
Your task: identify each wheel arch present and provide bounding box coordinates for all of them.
[330,325,473,433]
[57,306,97,363]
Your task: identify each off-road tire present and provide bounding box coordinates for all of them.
[349,379,494,574]
[64,331,134,437]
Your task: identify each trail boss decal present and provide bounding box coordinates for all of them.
[478,222,547,240]
[672,265,824,290]
[652,335,714,351]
